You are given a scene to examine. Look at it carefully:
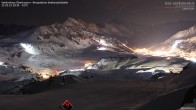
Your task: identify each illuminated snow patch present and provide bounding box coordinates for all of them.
[69,69,85,72]
[136,69,156,74]
[99,39,108,46]
[98,39,113,47]
[59,69,84,76]
[20,43,39,55]
[0,61,8,67]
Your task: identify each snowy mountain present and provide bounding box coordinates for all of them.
[0,18,134,80]
[162,25,196,53]
[0,18,195,81]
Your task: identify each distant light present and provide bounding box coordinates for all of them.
[20,43,39,55]
[42,74,50,79]
[38,69,55,79]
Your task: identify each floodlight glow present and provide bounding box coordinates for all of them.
[20,43,39,55]
[0,61,4,65]
[97,47,108,51]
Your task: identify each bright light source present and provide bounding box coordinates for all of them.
[20,43,39,55]
[38,69,55,79]
[0,61,4,65]
[42,74,50,79]
[97,47,108,51]
[136,69,155,74]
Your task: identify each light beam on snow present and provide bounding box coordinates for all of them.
[20,43,39,55]
[170,40,183,52]
[97,47,109,51]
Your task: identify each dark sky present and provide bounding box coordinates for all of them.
[0,0,196,26]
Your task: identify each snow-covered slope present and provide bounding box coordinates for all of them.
[0,17,132,61]
[28,17,132,53]
[87,56,188,74]
[58,55,189,80]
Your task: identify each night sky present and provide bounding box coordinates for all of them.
[0,0,196,26]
